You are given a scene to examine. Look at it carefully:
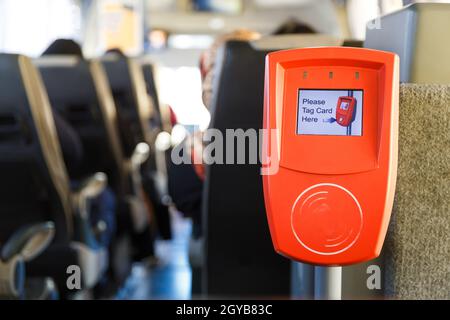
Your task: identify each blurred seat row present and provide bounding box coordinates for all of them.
[0,40,169,299]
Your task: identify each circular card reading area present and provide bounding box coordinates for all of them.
[291,183,363,255]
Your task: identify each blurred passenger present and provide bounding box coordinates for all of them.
[105,48,126,57]
[200,30,261,110]
[43,39,84,56]
[167,30,261,239]
[272,18,316,35]
[42,39,116,247]
[147,29,170,51]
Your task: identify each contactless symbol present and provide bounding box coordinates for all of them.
[290,183,363,256]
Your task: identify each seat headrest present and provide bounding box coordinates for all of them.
[34,55,80,68]
[42,39,83,57]
[102,53,125,62]
[208,40,267,131]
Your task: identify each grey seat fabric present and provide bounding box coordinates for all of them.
[383,84,450,299]
[203,40,291,296]
[141,62,163,130]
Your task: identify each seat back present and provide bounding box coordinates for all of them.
[36,56,127,194]
[383,84,450,299]
[203,40,290,296]
[102,55,155,158]
[0,54,72,243]
[141,62,163,129]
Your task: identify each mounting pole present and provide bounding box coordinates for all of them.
[314,266,342,300]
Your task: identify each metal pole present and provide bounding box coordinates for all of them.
[314,266,342,300]
[291,262,314,299]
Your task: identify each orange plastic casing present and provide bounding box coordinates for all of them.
[262,47,399,266]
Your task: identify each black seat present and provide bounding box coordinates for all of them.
[0,55,72,242]
[37,55,159,278]
[0,54,108,296]
[102,55,155,158]
[36,56,128,194]
[203,40,290,296]
[141,61,163,130]
[103,54,172,241]
[35,56,137,286]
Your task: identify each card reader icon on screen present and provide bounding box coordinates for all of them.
[336,96,356,127]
